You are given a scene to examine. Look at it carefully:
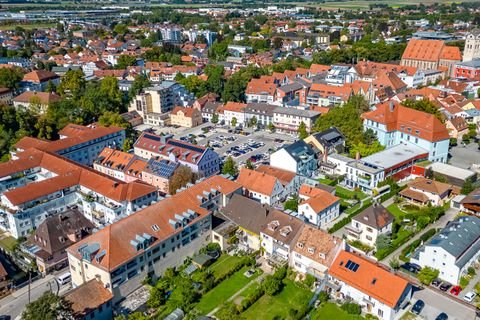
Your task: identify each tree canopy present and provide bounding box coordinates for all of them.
[22,292,74,320]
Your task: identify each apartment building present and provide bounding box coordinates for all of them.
[141,159,179,195]
[270,140,317,176]
[93,148,147,182]
[0,149,157,238]
[272,107,320,134]
[129,82,194,126]
[170,106,203,128]
[134,132,220,177]
[13,124,126,166]
[236,168,286,205]
[66,176,242,302]
[297,184,340,228]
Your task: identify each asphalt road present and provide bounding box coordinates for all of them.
[0,273,72,319]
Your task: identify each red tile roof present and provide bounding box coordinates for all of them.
[65,279,113,316]
[22,70,59,83]
[13,91,61,104]
[329,251,409,308]
[362,102,450,142]
[236,168,279,196]
[402,39,445,62]
[299,184,340,213]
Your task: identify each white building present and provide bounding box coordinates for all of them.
[297,184,340,228]
[346,204,394,248]
[270,140,317,177]
[411,216,480,285]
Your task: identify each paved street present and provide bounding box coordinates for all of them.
[410,287,477,320]
[0,273,72,319]
[379,207,458,263]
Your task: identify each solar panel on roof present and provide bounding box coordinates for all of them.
[144,133,162,142]
[344,259,359,272]
[168,140,205,154]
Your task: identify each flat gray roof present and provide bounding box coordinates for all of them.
[273,106,320,118]
[427,162,476,180]
[361,143,428,170]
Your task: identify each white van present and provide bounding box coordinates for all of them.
[56,272,71,285]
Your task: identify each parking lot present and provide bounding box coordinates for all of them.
[410,287,476,320]
[449,143,480,170]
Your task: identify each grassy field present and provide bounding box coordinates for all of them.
[208,254,243,279]
[311,302,364,320]
[336,186,368,200]
[241,279,313,320]
[0,235,17,252]
[0,23,56,31]
[195,266,259,315]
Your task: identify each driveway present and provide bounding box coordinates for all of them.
[410,287,477,320]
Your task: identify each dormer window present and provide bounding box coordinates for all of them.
[297,242,304,248]
[268,220,280,231]
[280,226,292,237]
[318,252,326,259]
[308,246,315,254]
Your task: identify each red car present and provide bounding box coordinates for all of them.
[450,285,461,296]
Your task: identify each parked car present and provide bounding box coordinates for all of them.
[411,300,425,315]
[450,285,461,296]
[440,282,452,291]
[435,312,448,320]
[432,279,442,287]
[401,262,421,273]
[464,291,477,302]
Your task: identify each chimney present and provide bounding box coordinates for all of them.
[95,274,101,282]
[355,151,360,160]
[389,101,395,112]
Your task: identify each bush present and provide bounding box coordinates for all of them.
[239,286,264,312]
[341,302,362,315]
[460,276,470,289]
[418,267,439,285]
[262,275,283,296]
[468,267,476,277]
[318,291,329,303]
[328,200,373,233]
[303,274,315,288]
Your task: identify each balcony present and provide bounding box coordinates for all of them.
[345,225,362,235]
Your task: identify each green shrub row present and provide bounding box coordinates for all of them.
[328,199,373,233]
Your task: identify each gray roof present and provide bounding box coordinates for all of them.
[353,204,394,229]
[427,162,475,181]
[426,216,480,268]
[284,140,316,161]
[278,82,304,93]
[273,106,320,118]
[311,127,345,148]
[360,143,428,170]
[244,103,276,116]
[455,60,480,68]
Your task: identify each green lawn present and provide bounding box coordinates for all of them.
[0,235,17,252]
[208,254,243,279]
[336,186,367,200]
[311,302,364,320]
[387,203,406,219]
[241,279,313,320]
[236,281,261,301]
[195,266,259,315]
[0,23,56,30]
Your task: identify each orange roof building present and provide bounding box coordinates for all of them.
[236,168,285,205]
[362,101,450,162]
[297,184,340,228]
[329,251,412,318]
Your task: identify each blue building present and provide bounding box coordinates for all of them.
[362,102,450,163]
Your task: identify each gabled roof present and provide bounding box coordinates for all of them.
[353,204,394,230]
[65,279,113,317]
[329,251,410,308]
[362,102,450,142]
[22,70,59,83]
[407,177,454,195]
[299,184,340,214]
[293,226,342,267]
[236,168,279,196]
[256,165,296,186]
[402,39,445,62]
[13,91,61,104]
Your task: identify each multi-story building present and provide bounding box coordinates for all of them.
[245,76,277,104]
[463,29,480,62]
[0,149,157,238]
[244,103,276,127]
[346,204,394,248]
[236,168,287,205]
[222,102,247,127]
[270,140,317,176]
[20,70,60,92]
[170,106,203,128]
[160,27,182,43]
[93,148,147,182]
[141,158,179,195]
[362,102,450,163]
[454,60,480,79]
[411,216,480,285]
[297,184,340,228]
[328,251,412,320]
[0,88,13,105]
[66,176,242,302]
[290,226,343,279]
[272,107,320,134]
[13,91,62,114]
[129,82,194,126]
[134,132,220,177]
[13,124,126,166]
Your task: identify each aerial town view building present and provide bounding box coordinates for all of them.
[0,1,479,320]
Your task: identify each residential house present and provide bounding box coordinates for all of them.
[362,101,450,163]
[244,103,276,127]
[290,226,343,278]
[445,117,469,139]
[21,70,60,92]
[304,127,345,155]
[64,279,113,320]
[270,140,317,176]
[223,102,247,127]
[328,251,412,320]
[411,216,480,285]
[0,88,13,105]
[245,76,277,104]
[93,148,147,182]
[236,168,286,205]
[141,158,179,195]
[461,188,480,215]
[67,176,242,302]
[272,107,320,134]
[23,209,94,274]
[297,184,340,228]
[13,91,61,114]
[170,106,203,128]
[399,178,457,206]
[346,204,394,248]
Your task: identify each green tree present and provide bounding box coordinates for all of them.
[389,258,400,270]
[113,24,128,35]
[231,117,237,128]
[57,69,85,100]
[0,66,24,89]
[402,99,444,123]
[22,292,74,320]
[461,179,475,195]
[116,54,137,69]
[349,141,385,158]
[46,80,56,93]
[284,196,298,211]
[297,121,308,139]
[245,158,254,170]
[267,122,275,133]
[262,275,283,296]
[211,113,219,124]
[249,116,257,128]
[222,156,238,176]
[128,74,150,100]
[418,267,439,285]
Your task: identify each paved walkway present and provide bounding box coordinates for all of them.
[379,207,457,263]
[206,273,266,317]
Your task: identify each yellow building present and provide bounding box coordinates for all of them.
[170,106,203,128]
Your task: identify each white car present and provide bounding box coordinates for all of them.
[464,291,476,302]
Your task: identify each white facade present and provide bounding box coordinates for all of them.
[346,218,392,248]
[297,201,340,229]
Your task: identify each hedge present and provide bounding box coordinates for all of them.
[399,228,437,262]
[328,199,373,233]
